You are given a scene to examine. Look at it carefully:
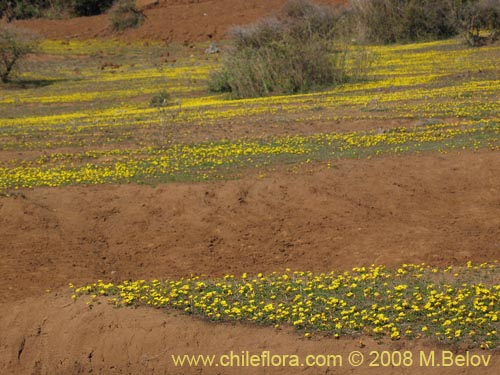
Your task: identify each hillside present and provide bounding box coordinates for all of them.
[13,0,348,42]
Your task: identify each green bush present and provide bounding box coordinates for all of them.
[208,0,363,98]
[110,0,144,31]
[0,0,50,20]
[452,0,500,46]
[150,90,172,108]
[207,70,232,93]
[349,0,500,44]
[349,0,458,43]
[72,0,115,17]
[0,0,115,19]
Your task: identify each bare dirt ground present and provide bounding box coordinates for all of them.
[2,293,499,375]
[1,149,500,373]
[14,0,348,43]
[2,149,500,303]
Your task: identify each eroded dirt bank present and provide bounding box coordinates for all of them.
[1,150,499,303]
[1,293,499,374]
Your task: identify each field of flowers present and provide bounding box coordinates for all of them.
[0,38,499,191]
[2,34,500,358]
[72,262,500,349]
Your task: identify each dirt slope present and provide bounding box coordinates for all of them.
[1,149,499,303]
[1,293,499,374]
[1,149,500,374]
[13,0,348,42]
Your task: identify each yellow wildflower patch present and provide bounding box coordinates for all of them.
[72,263,500,349]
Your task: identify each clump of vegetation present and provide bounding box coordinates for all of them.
[350,0,458,43]
[0,25,39,83]
[150,90,172,107]
[110,0,144,31]
[454,0,500,46]
[0,0,116,20]
[349,0,500,45]
[0,0,51,20]
[209,0,499,98]
[72,263,500,348]
[72,0,115,17]
[209,0,364,98]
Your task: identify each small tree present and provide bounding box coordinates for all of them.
[0,26,38,83]
[450,0,500,46]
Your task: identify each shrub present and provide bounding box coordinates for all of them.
[0,25,39,83]
[72,0,115,17]
[0,0,115,19]
[451,0,500,46]
[349,0,500,45]
[110,0,144,31]
[207,70,232,93]
[208,0,363,98]
[282,0,341,39]
[349,0,458,43]
[0,0,50,20]
[150,90,172,107]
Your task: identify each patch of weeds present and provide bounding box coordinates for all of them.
[149,90,172,108]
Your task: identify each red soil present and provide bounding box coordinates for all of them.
[2,293,499,374]
[2,150,500,304]
[13,0,348,42]
[1,150,500,373]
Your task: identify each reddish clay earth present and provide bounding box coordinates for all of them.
[1,149,500,374]
[1,150,500,303]
[14,0,348,43]
[2,294,499,375]
[2,1,500,373]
